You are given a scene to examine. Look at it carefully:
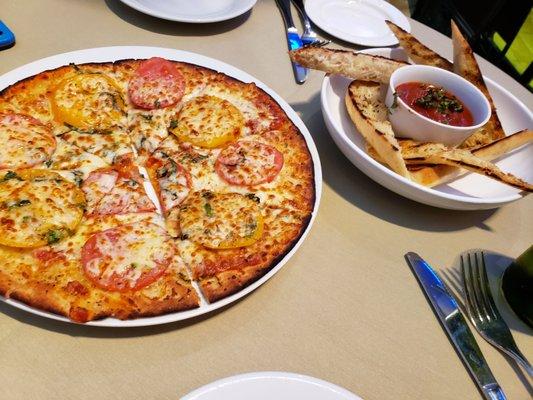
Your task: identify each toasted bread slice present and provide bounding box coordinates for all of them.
[367,131,533,190]
[473,129,532,159]
[369,129,532,164]
[345,80,409,178]
[385,20,453,71]
[415,149,532,192]
[289,46,408,84]
[451,20,506,148]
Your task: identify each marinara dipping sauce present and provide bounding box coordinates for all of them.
[395,82,474,127]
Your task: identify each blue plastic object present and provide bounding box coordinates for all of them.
[0,20,15,48]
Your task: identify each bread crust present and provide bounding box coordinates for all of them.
[451,20,505,149]
[385,20,453,71]
[290,46,408,84]
[345,81,410,178]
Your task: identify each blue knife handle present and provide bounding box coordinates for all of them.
[0,20,16,48]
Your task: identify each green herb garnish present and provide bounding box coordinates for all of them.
[415,86,463,114]
[2,171,22,182]
[390,92,398,112]
[45,229,63,245]
[204,202,213,217]
[169,119,178,129]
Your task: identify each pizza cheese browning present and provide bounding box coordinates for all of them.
[0,56,315,322]
[0,170,85,248]
[0,113,56,169]
[171,95,244,148]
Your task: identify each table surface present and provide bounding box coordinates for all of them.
[1,1,532,399]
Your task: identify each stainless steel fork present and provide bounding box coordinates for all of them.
[461,251,533,377]
[290,0,319,45]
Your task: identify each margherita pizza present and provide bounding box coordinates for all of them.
[0,56,315,322]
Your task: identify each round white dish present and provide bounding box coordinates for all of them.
[0,46,322,327]
[386,64,491,146]
[118,0,257,23]
[304,0,411,47]
[181,372,362,400]
[321,48,533,210]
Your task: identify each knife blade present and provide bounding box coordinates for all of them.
[275,0,308,84]
[405,252,507,400]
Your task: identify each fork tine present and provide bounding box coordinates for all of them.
[478,252,498,321]
[470,252,490,323]
[306,40,330,48]
[461,254,481,324]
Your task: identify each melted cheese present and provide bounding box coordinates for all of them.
[0,170,85,248]
[0,114,56,169]
[179,191,263,249]
[50,73,127,132]
[171,95,244,148]
[85,222,174,290]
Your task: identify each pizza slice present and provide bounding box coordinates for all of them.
[81,153,156,217]
[123,57,210,159]
[0,213,200,322]
[173,191,311,302]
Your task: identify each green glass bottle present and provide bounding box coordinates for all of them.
[501,245,533,328]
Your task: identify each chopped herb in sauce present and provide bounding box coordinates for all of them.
[395,82,473,127]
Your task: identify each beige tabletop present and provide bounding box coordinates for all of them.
[0,1,532,399]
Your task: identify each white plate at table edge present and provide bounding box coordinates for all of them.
[118,0,257,23]
[305,0,411,47]
[321,47,532,210]
[181,372,362,400]
[0,46,322,327]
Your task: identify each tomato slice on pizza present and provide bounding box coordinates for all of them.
[128,57,186,110]
[81,222,174,292]
[81,154,156,216]
[215,140,284,186]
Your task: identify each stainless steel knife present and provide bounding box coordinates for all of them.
[405,252,507,400]
[275,0,308,84]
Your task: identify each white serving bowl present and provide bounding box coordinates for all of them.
[385,65,491,146]
[321,47,533,210]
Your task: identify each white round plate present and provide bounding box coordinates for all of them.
[0,46,322,327]
[181,372,362,400]
[321,48,533,210]
[118,0,257,23]
[305,0,410,47]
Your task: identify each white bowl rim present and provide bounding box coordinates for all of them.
[321,69,531,206]
[389,64,491,131]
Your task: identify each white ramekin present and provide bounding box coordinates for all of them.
[385,65,491,147]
